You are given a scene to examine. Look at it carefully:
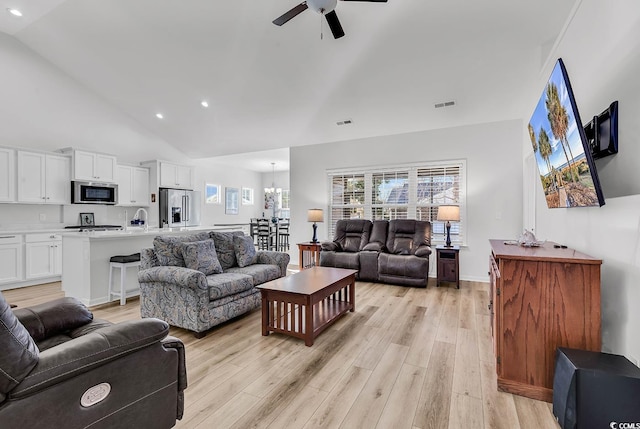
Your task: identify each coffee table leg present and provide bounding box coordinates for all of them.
[305,297,313,346]
[349,276,355,312]
[261,293,269,336]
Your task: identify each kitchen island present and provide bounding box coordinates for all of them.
[62,224,248,306]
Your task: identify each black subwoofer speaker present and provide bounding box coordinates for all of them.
[553,347,640,429]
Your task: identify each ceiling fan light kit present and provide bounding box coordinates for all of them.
[273,0,387,39]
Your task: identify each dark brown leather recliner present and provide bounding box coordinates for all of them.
[0,292,187,429]
[320,219,372,276]
[378,219,432,287]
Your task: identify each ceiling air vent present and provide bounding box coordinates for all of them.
[434,101,456,109]
[336,119,353,126]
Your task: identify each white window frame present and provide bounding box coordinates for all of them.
[327,160,467,246]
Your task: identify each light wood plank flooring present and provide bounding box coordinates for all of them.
[3,280,560,429]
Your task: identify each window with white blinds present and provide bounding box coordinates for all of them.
[328,161,466,244]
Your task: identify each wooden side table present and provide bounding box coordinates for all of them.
[436,245,460,288]
[297,242,321,270]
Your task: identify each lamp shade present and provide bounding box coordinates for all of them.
[307,209,324,223]
[437,205,460,222]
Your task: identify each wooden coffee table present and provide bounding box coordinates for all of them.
[257,267,357,346]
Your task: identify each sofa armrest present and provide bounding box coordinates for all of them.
[415,245,432,258]
[138,266,208,292]
[256,251,291,277]
[140,247,159,270]
[161,335,187,419]
[321,241,341,252]
[10,319,170,399]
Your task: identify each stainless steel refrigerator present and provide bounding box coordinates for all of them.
[159,188,201,228]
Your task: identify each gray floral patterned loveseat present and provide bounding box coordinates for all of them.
[138,230,289,338]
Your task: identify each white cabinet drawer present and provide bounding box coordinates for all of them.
[25,233,62,243]
[0,234,21,244]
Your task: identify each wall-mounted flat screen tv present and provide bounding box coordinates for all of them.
[528,58,605,208]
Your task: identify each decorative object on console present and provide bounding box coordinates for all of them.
[515,229,545,247]
[436,205,459,247]
[307,208,324,243]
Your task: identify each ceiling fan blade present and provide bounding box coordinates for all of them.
[273,2,309,26]
[325,11,345,39]
[341,0,388,2]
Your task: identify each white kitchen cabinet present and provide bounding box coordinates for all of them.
[0,148,16,202]
[17,151,71,204]
[0,234,23,285]
[25,233,62,279]
[73,150,117,183]
[117,165,150,206]
[160,162,193,189]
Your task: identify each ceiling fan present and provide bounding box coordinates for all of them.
[273,0,388,39]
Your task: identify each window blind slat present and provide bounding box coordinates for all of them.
[328,161,465,244]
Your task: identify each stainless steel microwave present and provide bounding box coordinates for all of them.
[71,181,118,205]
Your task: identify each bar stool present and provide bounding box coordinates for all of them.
[256,219,273,250]
[278,223,290,251]
[108,253,141,305]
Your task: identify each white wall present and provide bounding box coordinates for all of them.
[0,35,266,229]
[0,34,187,164]
[522,0,640,361]
[192,159,264,225]
[289,120,523,280]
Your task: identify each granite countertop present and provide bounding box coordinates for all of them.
[61,224,248,239]
[0,226,70,235]
[0,222,248,237]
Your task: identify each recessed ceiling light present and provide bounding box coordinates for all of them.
[156,113,164,119]
[7,8,23,17]
[201,101,209,108]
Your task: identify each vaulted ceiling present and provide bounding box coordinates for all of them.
[1,0,576,166]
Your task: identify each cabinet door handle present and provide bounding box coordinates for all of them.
[0,235,16,239]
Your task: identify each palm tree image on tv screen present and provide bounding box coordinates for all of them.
[528,59,604,208]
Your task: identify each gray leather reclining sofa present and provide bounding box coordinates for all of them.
[320,219,432,287]
[0,293,186,429]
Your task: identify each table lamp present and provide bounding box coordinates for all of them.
[307,209,324,243]
[437,205,460,247]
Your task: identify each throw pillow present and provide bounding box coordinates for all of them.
[180,240,223,275]
[0,292,39,400]
[153,232,211,267]
[210,231,244,270]
[233,235,258,268]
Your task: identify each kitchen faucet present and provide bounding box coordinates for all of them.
[133,208,149,232]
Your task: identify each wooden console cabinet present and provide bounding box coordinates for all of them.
[489,239,601,402]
